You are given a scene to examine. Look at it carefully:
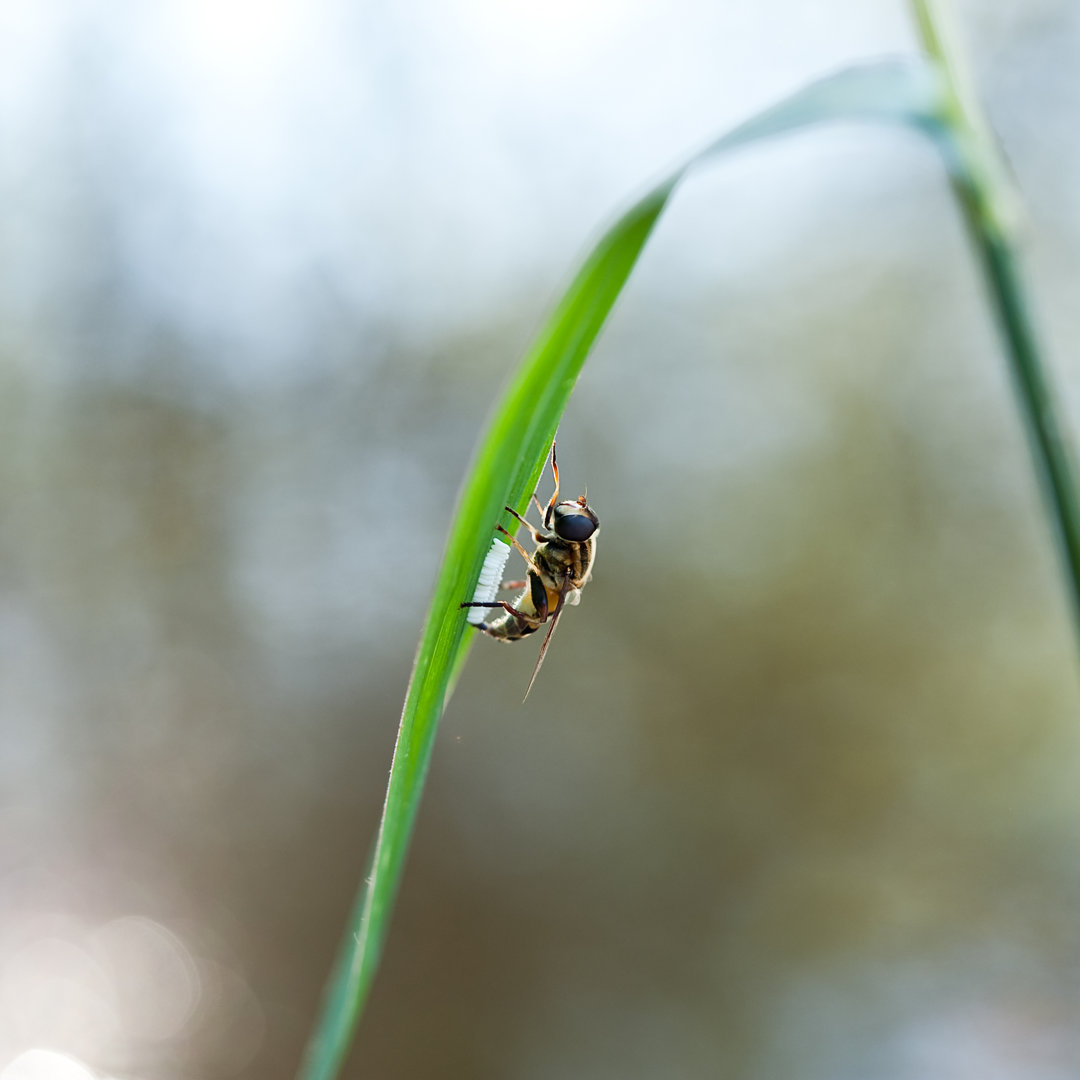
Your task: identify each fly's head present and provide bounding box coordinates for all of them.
[550,496,599,543]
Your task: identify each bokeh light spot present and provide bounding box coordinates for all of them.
[88,916,201,1042]
[0,1049,96,1080]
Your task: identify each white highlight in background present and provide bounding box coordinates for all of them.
[0,1050,99,1080]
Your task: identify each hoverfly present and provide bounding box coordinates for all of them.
[460,443,599,700]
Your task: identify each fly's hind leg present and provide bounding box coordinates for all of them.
[460,599,531,619]
[459,598,537,638]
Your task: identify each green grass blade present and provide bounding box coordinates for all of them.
[296,58,945,1080]
[910,0,1080,636]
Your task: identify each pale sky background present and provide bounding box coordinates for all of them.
[3,2,1080,1079]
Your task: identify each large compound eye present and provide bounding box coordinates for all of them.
[553,506,597,542]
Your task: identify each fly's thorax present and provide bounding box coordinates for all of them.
[535,532,595,591]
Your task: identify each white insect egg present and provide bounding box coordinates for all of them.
[467,537,512,624]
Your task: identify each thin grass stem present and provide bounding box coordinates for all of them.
[911,0,1080,636]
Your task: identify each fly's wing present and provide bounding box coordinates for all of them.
[523,573,572,702]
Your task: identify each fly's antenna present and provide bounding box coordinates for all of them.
[544,441,559,529]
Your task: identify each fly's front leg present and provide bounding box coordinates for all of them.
[542,442,560,528]
[504,506,550,546]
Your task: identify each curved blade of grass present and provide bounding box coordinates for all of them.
[910,0,1080,634]
[297,59,946,1080]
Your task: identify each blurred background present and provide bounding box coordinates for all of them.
[3,1,1080,1078]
